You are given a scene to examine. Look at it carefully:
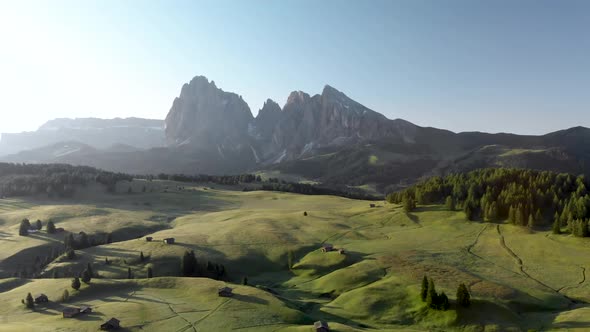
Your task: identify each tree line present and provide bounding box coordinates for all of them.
[388,168,590,235]
[0,163,131,198]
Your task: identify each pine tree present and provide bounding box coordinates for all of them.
[25,292,35,309]
[242,276,248,285]
[19,219,31,236]
[140,251,145,262]
[60,289,69,302]
[464,204,474,221]
[420,275,428,302]
[81,268,92,284]
[35,220,42,230]
[147,267,153,278]
[456,283,471,307]
[86,263,93,277]
[508,206,516,224]
[66,248,76,260]
[439,291,450,310]
[552,218,561,234]
[181,251,197,276]
[445,196,455,211]
[46,221,56,234]
[71,277,81,290]
[426,278,437,309]
[128,267,133,279]
[535,209,543,224]
[528,214,535,229]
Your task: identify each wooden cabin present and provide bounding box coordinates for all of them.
[80,306,92,314]
[62,307,80,318]
[370,203,376,208]
[314,321,330,332]
[321,244,334,252]
[55,227,65,233]
[163,238,175,244]
[218,286,233,297]
[145,236,153,242]
[34,294,48,304]
[100,318,120,330]
[338,249,345,255]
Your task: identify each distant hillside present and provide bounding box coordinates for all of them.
[2,76,589,193]
[0,117,165,156]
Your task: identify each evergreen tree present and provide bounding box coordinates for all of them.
[78,232,90,249]
[86,263,93,277]
[426,278,437,309]
[287,250,294,270]
[445,196,455,211]
[25,292,35,309]
[19,219,31,236]
[456,283,471,307]
[528,214,535,229]
[420,275,428,302]
[463,204,474,221]
[140,251,145,262]
[181,251,197,276]
[402,195,416,212]
[64,233,75,250]
[46,221,56,234]
[552,218,562,234]
[60,289,69,302]
[439,292,450,310]
[147,267,153,278]
[242,276,248,285]
[66,249,76,260]
[71,277,81,290]
[81,268,92,284]
[35,220,42,230]
[508,206,516,224]
[535,209,543,224]
[128,267,133,279]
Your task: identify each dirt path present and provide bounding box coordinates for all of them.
[496,225,557,292]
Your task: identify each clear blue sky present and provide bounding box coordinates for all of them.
[0,0,588,135]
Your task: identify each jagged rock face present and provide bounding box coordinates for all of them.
[268,85,418,159]
[254,99,282,140]
[165,76,253,148]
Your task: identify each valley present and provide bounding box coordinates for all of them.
[1,180,590,331]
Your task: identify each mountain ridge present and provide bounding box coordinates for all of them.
[2,75,589,193]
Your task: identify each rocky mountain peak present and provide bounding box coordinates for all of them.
[165,75,253,147]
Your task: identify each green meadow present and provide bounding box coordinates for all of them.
[1,180,590,331]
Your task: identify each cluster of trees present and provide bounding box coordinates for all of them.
[420,276,471,310]
[64,232,112,251]
[149,173,260,185]
[0,163,132,198]
[181,250,227,280]
[256,182,381,201]
[388,168,590,234]
[420,276,449,310]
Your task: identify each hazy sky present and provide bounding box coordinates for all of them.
[0,0,589,135]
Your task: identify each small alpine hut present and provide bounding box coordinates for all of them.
[80,305,92,314]
[370,203,376,208]
[338,248,345,255]
[314,320,330,332]
[321,244,334,252]
[62,307,80,318]
[218,286,233,297]
[34,294,48,304]
[163,238,175,245]
[100,318,120,330]
[146,236,153,242]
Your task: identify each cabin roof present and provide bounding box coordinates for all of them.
[314,320,329,328]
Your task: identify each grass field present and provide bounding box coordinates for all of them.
[2,180,590,331]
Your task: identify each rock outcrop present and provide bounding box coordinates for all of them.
[165,76,253,149]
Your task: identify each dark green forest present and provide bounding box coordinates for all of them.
[0,163,132,197]
[387,168,590,235]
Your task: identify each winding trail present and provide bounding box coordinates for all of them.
[496,225,557,292]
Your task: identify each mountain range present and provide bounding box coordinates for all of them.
[2,75,589,193]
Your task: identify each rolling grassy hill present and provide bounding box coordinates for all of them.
[1,181,590,331]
